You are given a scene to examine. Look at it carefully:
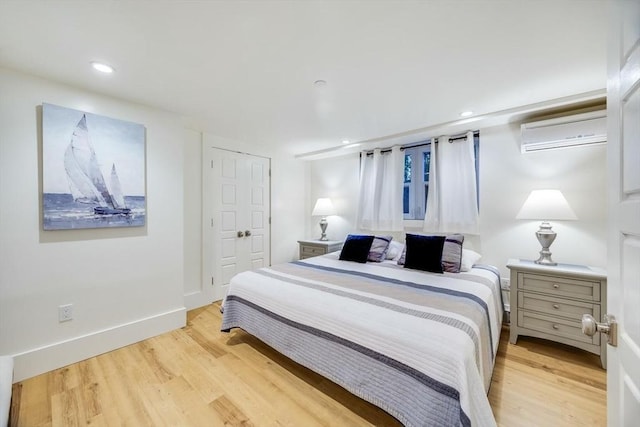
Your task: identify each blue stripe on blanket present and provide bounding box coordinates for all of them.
[223,294,472,427]
[472,264,506,314]
[293,260,495,357]
[256,268,485,369]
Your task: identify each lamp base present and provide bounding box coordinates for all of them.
[535,253,557,266]
[534,221,557,266]
[319,217,328,241]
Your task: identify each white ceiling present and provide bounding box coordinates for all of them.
[0,0,607,156]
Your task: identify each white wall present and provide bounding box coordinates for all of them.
[307,153,360,242]
[307,122,607,278]
[183,128,206,309]
[0,68,186,381]
[270,154,308,264]
[478,123,607,274]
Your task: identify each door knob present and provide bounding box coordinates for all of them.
[582,314,617,346]
[245,230,252,237]
[237,231,244,238]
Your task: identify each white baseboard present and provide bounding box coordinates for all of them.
[184,290,213,311]
[11,307,186,382]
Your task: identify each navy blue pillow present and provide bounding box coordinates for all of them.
[339,234,375,263]
[403,234,446,273]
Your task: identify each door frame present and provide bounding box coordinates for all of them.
[202,145,272,302]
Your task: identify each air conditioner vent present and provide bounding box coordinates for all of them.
[520,110,606,153]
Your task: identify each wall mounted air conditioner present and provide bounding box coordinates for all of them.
[520,110,607,153]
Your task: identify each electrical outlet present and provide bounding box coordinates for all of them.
[58,304,73,322]
[500,278,511,290]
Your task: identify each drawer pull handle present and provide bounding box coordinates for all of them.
[553,284,560,289]
[552,324,560,330]
[553,304,560,309]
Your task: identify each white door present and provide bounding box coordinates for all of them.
[208,148,270,301]
[606,1,640,425]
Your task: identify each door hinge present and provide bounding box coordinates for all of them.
[269,217,271,225]
[269,169,271,177]
[211,218,214,227]
[211,277,214,286]
[211,160,213,168]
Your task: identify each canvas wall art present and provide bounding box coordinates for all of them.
[42,103,146,230]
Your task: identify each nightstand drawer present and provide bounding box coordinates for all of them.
[301,245,326,256]
[298,240,344,260]
[518,272,600,301]
[518,292,600,321]
[518,310,600,345]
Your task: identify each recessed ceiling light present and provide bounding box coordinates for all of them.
[342,140,350,144]
[91,62,114,74]
[460,111,474,117]
[314,79,327,87]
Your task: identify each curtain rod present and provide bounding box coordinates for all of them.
[363,130,479,155]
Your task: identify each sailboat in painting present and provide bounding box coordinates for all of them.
[64,115,131,215]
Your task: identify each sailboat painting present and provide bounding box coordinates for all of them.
[42,103,145,230]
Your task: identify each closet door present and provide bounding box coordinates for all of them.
[209,148,270,301]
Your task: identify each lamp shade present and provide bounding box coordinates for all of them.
[312,198,336,216]
[516,190,577,220]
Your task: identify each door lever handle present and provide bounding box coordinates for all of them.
[245,230,252,237]
[237,231,244,238]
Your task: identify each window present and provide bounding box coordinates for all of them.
[402,134,480,220]
[403,146,431,220]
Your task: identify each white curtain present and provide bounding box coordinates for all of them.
[356,146,404,231]
[423,131,479,234]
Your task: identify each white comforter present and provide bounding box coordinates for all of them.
[221,253,503,427]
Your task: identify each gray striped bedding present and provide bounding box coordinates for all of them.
[221,252,503,427]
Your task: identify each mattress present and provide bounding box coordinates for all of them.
[221,253,503,427]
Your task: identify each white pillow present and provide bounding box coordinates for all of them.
[460,249,482,272]
[386,240,404,261]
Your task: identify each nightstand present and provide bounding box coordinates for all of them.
[507,259,607,368]
[298,239,343,260]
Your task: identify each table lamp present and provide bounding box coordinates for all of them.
[516,189,577,265]
[312,198,336,241]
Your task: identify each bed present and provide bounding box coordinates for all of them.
[221,246,503,427]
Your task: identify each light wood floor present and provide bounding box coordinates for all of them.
[11,302,606,426]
